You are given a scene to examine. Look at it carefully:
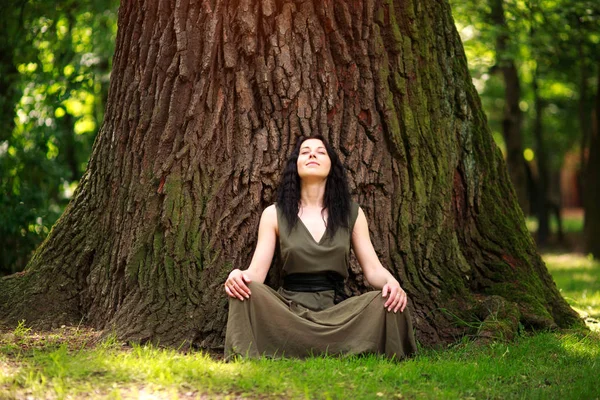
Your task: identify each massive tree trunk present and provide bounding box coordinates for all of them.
[489,0,529,215]
[0,0,580,348]
[584,61,600,258]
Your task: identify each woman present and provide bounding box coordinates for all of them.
[224,135,417,359]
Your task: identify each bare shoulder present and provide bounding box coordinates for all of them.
[356,206,367,225]
[261,204,279,232]
[262,204,277,218]
[357,205,365,217]
[352,206,369,237]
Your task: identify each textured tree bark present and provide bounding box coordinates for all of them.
[0,0,581,349]
[489,0,529,215]
[584,62,600,258]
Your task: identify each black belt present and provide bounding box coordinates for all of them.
[283,272,348,304]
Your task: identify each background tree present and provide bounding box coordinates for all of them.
[0,0,581,348]
[451,0,599,246]
[0,0,117,275]
[584,63,600,257]
[525,0,600,246]
[489,0,528,215]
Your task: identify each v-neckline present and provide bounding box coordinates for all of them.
[297,217,326,245]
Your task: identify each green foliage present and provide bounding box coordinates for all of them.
[450,0,600,169]
[0,0,118,275]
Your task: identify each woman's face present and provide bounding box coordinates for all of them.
[296,138,331,180]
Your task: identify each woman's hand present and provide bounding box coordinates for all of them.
[352,207,409,313]
[224,269,252,301]
[381,279,408,313]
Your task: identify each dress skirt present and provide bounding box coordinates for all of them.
[225,281,417,359]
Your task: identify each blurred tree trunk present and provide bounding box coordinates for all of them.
[0,0,580,348]
[584,61,600,257]
[578,40,590,192]
[489,0,529,215]
[531,66,550,247]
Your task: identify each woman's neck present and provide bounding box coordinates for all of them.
[299,180,326,208]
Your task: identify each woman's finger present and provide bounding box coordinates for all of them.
[225,285,242,300]
[400,293,408,312]
[389,292,398,312]
[386,287,399,310]
[394,291,406,313]
[226,281,246,301]
[233,277,251,298]
[390,290,402,312]
[231,281,247,300]
[395,291,407,312]
[384,286,394,308]
[381,284,389,299]
[242,274,252,295]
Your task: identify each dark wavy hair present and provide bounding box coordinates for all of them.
[277,135,351,239]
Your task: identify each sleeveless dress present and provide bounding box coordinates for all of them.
[225,202,417,359]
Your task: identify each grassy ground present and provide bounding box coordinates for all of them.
[1,243,599,398]
[544,253,600,330]
[0,327,599,399]
[525,208,585,236]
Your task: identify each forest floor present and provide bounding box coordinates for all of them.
[1,212,599,399]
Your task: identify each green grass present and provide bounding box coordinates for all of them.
[1,254,599,399]
[546,253,600,331]
[1,329,598,399]
[525,214,584,234]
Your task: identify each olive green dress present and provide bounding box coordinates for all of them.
[225,202,417,359]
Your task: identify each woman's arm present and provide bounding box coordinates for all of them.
[351,207,408,313]
[224,204,278,300]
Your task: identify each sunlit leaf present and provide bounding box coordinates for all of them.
[46,139,59,159]
[63,64,75,77]
[524,148,535,162]
[54,107,66,118]
[74,116,96,135]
